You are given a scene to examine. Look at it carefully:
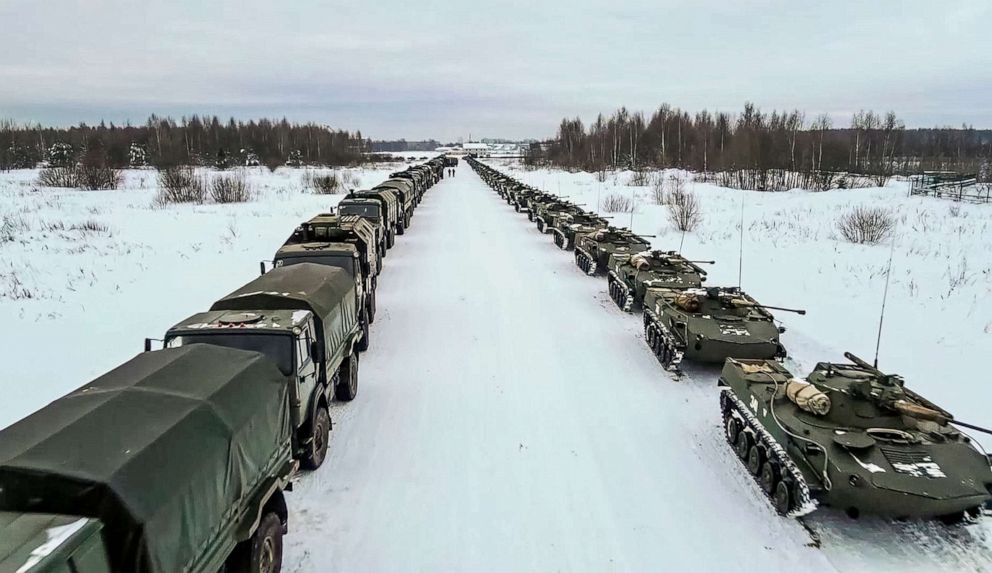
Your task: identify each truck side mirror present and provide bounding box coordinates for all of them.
[144,338,152,352]
[259,261,268,275]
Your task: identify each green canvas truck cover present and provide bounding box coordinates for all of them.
[0,345,292,573]
[0,512,106,573]
[210,263,358,358]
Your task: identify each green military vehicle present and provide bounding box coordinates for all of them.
[720,354,992,519]
[374,179,415,229]
[338,190,400,249]
[607,250,712,312]
[523,193,560,222]
[532,199,579,233]
[574,226,652,276]
[642,286,803,372]
[163,263,362,469]
[509,187,544,213]
[288,213,383,276]
[548,211,610,251]
[0,345,296,573]
[536,202,586,235]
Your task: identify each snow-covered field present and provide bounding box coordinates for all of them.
[0,164,398,429]
[2,161,992,572]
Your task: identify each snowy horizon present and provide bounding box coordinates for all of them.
[2,0,991,140]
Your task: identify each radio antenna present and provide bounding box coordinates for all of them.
[873,234,898,368]
[737,191,745,288]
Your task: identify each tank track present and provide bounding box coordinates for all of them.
[642,309,683,374]
[550,228,571,250]
[535,216,547,234]
[574,246,597,275]
[607,271,633,312]
[720,390,818,518]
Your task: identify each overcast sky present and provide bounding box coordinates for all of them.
[1,0,990,140]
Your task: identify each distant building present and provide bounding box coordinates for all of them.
[435,142,527,157]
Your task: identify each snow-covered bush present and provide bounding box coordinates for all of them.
[210,172,254,203]
[76,164,121,190]
[602,193,634,213]
[667,187,702,232]
[1,214,28,243]
[837,206,895,244]
[37,167,80,188]
[157,166,205,204]
[628,170,650,186]
[304,170,357,195]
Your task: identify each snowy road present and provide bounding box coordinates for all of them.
[283,167,833,572]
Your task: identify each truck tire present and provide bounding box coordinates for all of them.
[356,309,370,352]
[335,352,359,401]
[368,290,377,323]
[387,229,396,248]
[404,212,412,229]
[397,220,405,236]
[302,405,330,470]
[227,512,283,573]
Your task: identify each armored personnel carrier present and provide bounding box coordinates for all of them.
[573,226,652,275]
[642,286,803,372]
[720,354,992,519]
[523,193,560,222]
[534,201,585,234]
[607,250,712,311]
[549,211,610,250]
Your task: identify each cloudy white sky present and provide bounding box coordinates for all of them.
[1,0,990,140]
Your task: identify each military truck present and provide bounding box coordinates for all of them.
[374,179,415,230]
[338,190,399,250]
[0,345,297,573]
[163,263,362,470]
[574,226,652,275]
[607,250,711,311]
[720,354,992,519]
[642,286,803,372]
[548,211,610,251]
[287,213,382,277]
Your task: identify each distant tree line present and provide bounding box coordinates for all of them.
[531,103,992,190]
[0,116,369,171]
[371,139,441,152]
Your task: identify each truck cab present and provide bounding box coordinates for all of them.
[164,310,327,465]
[336,199,388,256]
[0,512,109,573]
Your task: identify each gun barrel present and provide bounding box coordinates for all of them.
[752,304,807,315]
[844,352,879,372]
[688,260,716,264]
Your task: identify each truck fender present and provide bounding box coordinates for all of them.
[301,385,332,445]
[236,479,289,542]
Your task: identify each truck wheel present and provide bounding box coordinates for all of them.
[368,290,377,323]
[227,512,283,573]
[302,405,330,470]
[404,213,412,229]
[335,352,359,401]
[397,220,406,236]
[356,309,370,352]
[387,229,396,248]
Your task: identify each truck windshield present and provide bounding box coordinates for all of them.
[167,334,294,375]
[277,255,355,276]
[339,204,381,218]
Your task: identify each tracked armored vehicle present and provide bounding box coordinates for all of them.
[607,250,712,311]
[549,211,610,250]
[719,354,992,519]
[642,286,803,372]
[534,200,584,234]
[523,193,560,222]
[573,226,651,275]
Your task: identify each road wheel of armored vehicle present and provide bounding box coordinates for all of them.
[734,430,751,461]
[536,219,545,233]
[746,444,765,476]
[773,480,793,516]
[335,352,359,401]
[724,414,742,445]
[760,459,782,495]
[302,405,330,470]
[227,511,283,573]
[356,309,370,352]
